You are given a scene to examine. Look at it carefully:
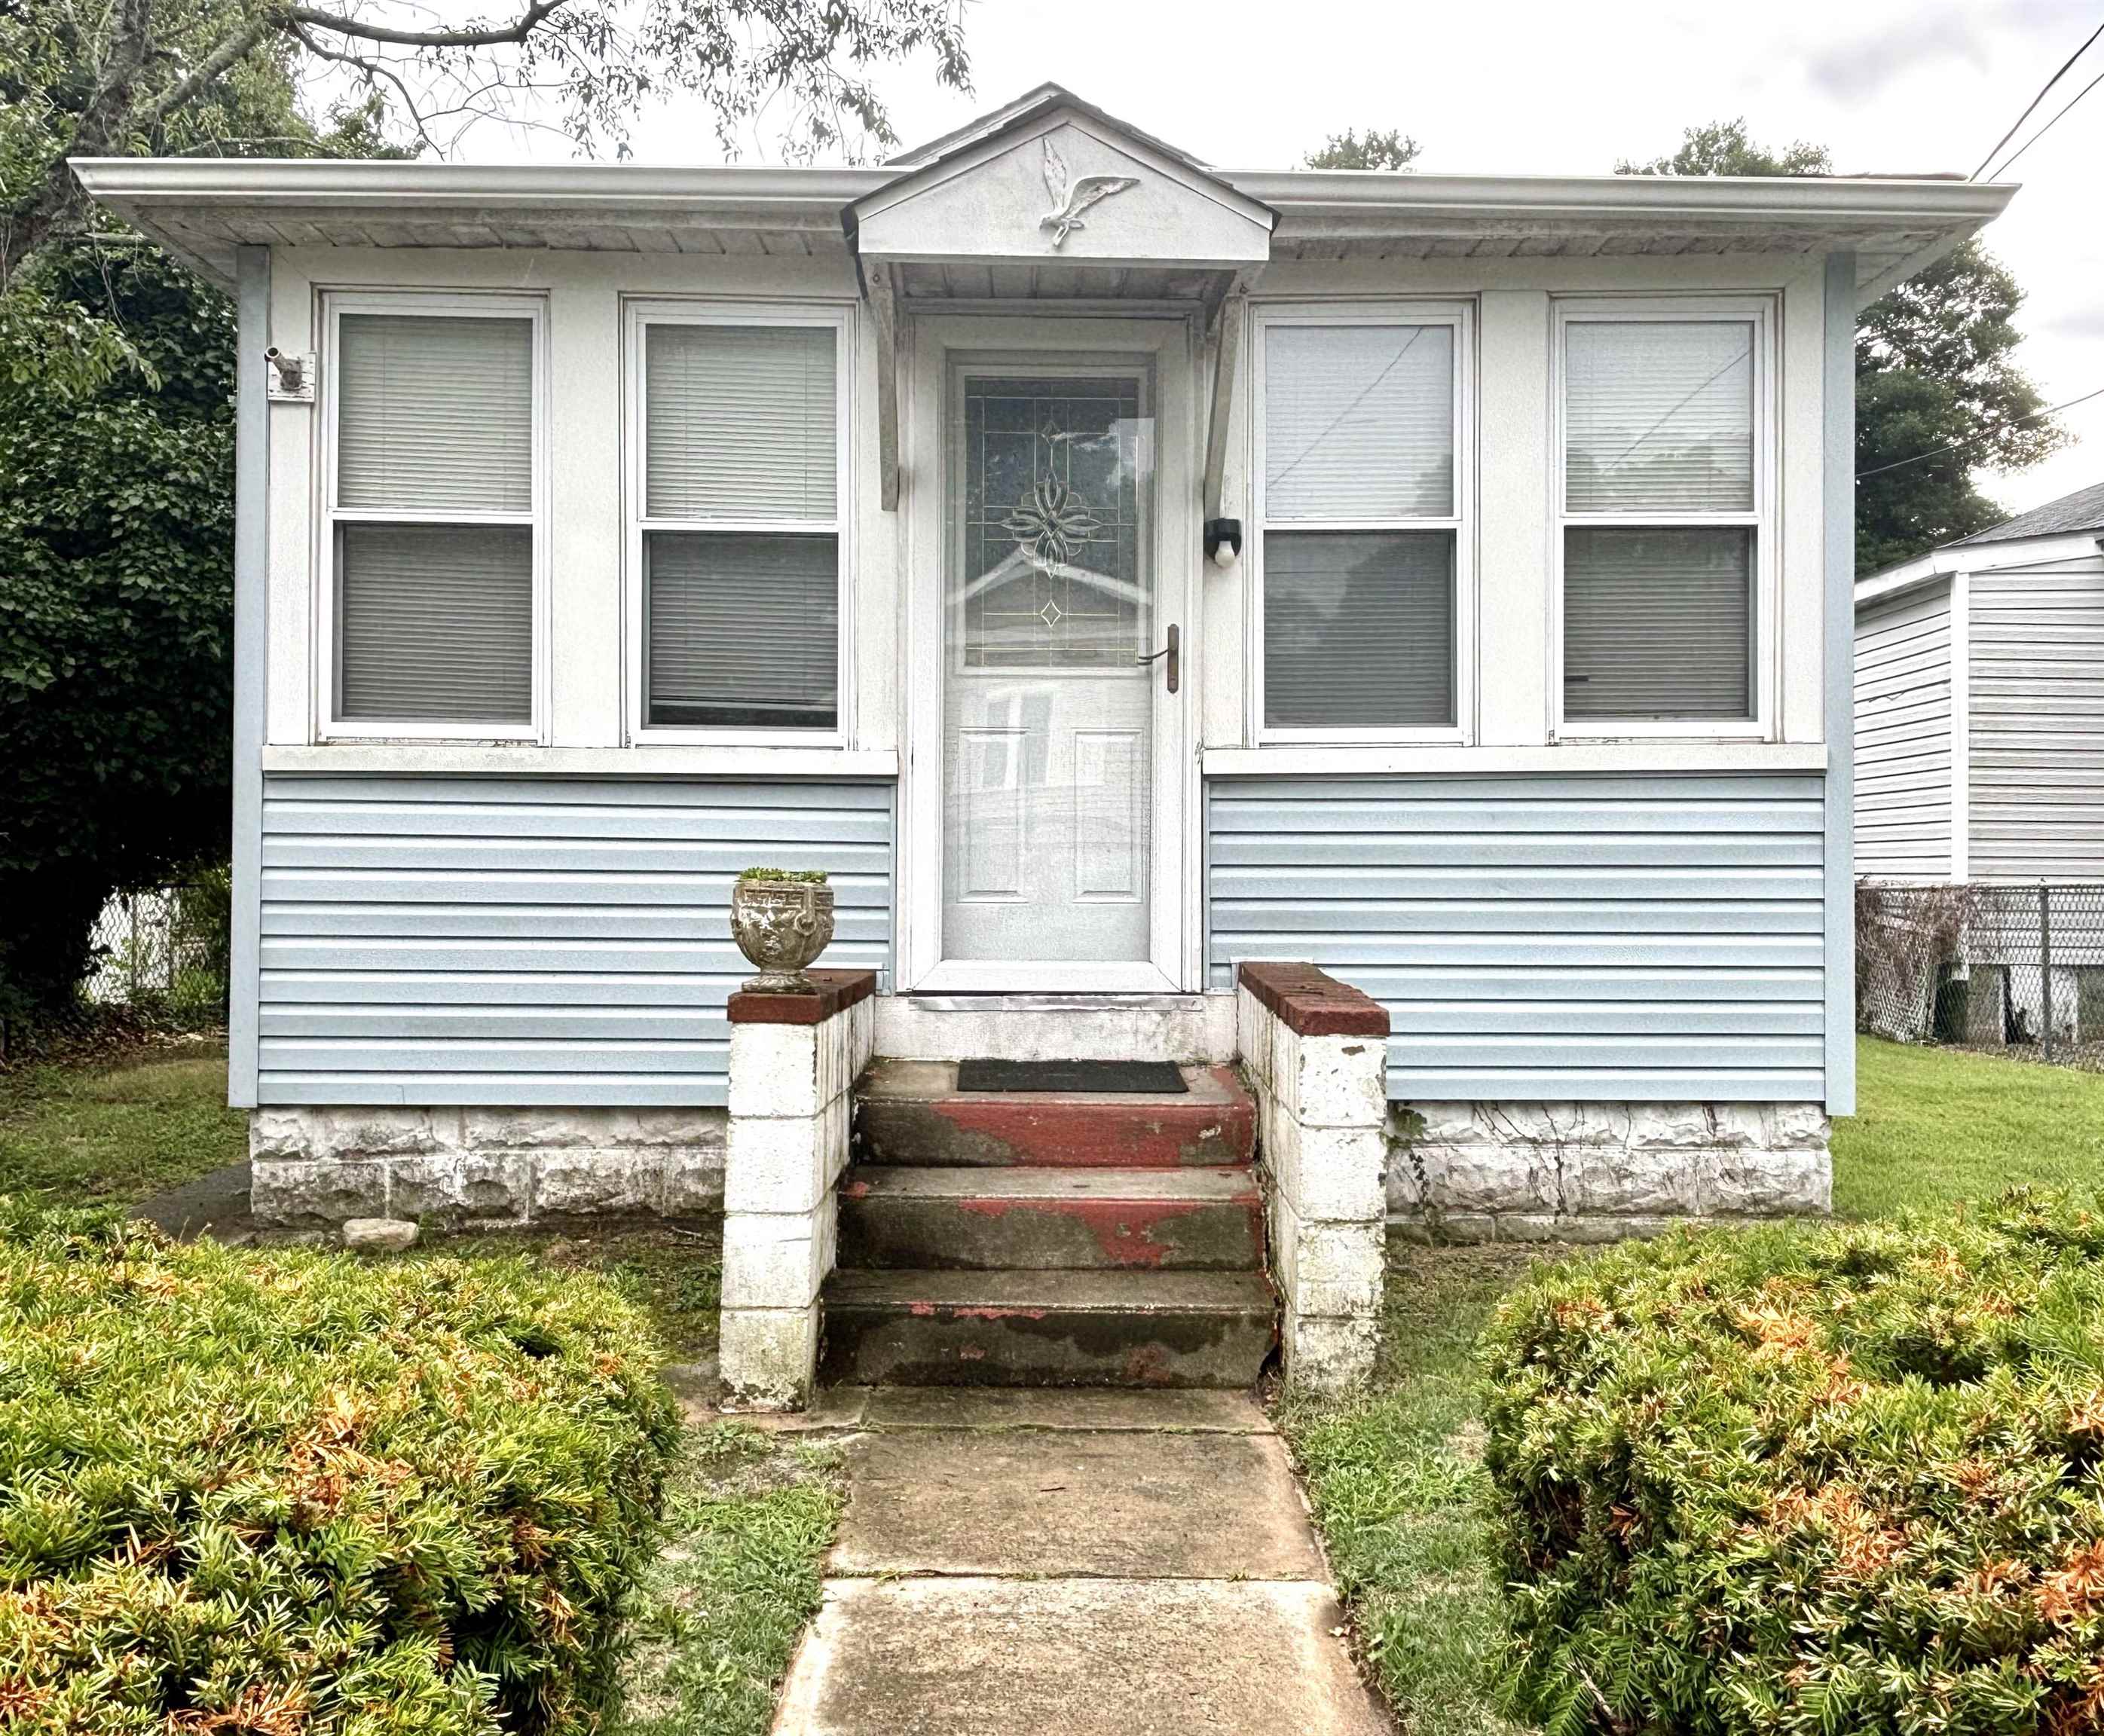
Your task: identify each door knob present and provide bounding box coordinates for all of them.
[1136,623,1179,694]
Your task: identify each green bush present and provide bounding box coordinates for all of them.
[1481,1192,2104,1736]
[0,1204,682,1734]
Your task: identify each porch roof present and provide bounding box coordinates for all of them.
[73,151,2011,310]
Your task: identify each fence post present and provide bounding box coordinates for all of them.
[2041,882,2054,1063]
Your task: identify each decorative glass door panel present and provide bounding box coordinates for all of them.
[943,364,1156,963]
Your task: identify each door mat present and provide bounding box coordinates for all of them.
[956,1059,1188,1094]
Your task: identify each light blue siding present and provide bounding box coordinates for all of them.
[258,775,894,1105]
[1206,774,1827,1102]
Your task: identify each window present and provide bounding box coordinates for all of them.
[632,307,849,735]
[324,298,543,733]
[1555,301,1770,729]
[1255,307,1467,739]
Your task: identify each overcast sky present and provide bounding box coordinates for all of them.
[479,0,2104,516]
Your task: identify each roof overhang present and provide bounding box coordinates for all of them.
[73,153,2009,306]
[1856,530,2104,609]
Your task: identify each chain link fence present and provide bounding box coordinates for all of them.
[1858,881,2104,1071]
[79,874,231,1023]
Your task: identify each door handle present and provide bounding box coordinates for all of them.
[1136,623,1179,694]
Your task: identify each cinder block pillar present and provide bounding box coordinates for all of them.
[720,968,876,1410]
[1237,962,1390,1392]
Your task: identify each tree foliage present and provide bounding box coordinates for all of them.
[1304,126,1420,171]
[1620,119,2066,574]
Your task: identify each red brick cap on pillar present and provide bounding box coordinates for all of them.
[726,968,878,1026]
[1238,961,1390,1038]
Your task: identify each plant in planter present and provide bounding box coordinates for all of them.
[729,869,835,992]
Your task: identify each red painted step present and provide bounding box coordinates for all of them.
[854,1059,1256,1170]
[838,1166,1265,1271]
[818,1269,1277,1389]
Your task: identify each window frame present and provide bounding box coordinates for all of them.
[1549,293,1778,741]
[1249,298,1475,747]
[623,298,855,747]
[316,289,550,743]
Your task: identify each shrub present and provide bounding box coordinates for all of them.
[1480,1192,2104,1736]
[0,1204,682,1734]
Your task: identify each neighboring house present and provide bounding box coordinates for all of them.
[1854,480,2104,1044]
[77,85,2005,1393]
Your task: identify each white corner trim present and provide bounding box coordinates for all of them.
[261,743,900,778]
[1950,569,1970,883]
[1201,742,1827,778]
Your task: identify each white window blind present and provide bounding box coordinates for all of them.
[1564,527,1752,720]
[338,314,534,514]
[1264,325,1454,520]
[1564,320,1753,515]
[338,524,533,721]
[645,533,838,728]
[1265,531,1454,729]
[646,324,836,521]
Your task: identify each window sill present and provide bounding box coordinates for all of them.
[1202,741,1829,777]
[263,743,900,779]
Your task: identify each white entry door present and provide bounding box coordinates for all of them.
[904,322,1192,992]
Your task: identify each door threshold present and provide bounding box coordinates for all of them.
[895,991,1219,1013]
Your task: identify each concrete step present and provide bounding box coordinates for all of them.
[855,1059,1255,1169]
[838,1166,1265,1272]
[819,1269,1277,1389]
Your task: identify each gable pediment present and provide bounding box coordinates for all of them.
[851,102,1274,267]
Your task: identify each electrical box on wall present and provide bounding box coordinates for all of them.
[265,348,317,403]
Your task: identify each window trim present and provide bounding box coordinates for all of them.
[623,298,855,747]
[1549,293,1778,741]
[315,289,550,742]
[1248,299,1475,747]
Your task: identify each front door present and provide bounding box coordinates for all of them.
[904,320,1192,992]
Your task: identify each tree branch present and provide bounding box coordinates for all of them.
[4,0,154,285]
[139,9,287,130]
[286,0,575,50]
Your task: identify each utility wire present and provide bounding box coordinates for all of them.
[1855,384,2104,481]
[1970,14,2104,179]
[1984,62,2104,179]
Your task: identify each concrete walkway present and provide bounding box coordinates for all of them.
[772,1388,1390,1735]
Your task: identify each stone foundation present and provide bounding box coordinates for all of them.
[248,1106,725,1227]
[1387,1101,1830,1242]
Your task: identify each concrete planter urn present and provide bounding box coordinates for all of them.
[729,872,835,992]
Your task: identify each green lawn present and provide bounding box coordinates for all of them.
[615,1424,844,1736]
[1279,1034,2104,1735]
[1833,1036,2104,1218]
[0,1038,245,1205]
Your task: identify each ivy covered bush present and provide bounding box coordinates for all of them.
[1481,1193,2104,1736]
[0,1205,681,1733]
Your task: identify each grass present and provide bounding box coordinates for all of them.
[0,1036,245,1205]
[1831,1036,2104,1218]
[1276,1242,1540,1736]
[614,1423,844,1736]
[1280,1034,2104,1734]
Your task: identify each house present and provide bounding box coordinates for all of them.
[1854,479,2104,1047]
[77,85,2008,1400]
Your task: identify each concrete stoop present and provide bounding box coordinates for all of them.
[824,1061,1277,1389]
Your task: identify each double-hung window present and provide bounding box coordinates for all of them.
[1254,304,1469,741]
[1555,298,1772,732]
[323,295,543,735]
[630,303,850,738]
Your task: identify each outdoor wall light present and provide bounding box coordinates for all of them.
[1204,518,1243,567]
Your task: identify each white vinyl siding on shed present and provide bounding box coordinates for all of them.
[1968,561,2104,881]
[256,775,892,1105]
[1852,578,1953,879]
[1206,773,1825,1102]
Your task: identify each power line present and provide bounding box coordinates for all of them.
[1855,384,2104,481]
[1985,62,2104,179]
[1970,14,2104,179]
